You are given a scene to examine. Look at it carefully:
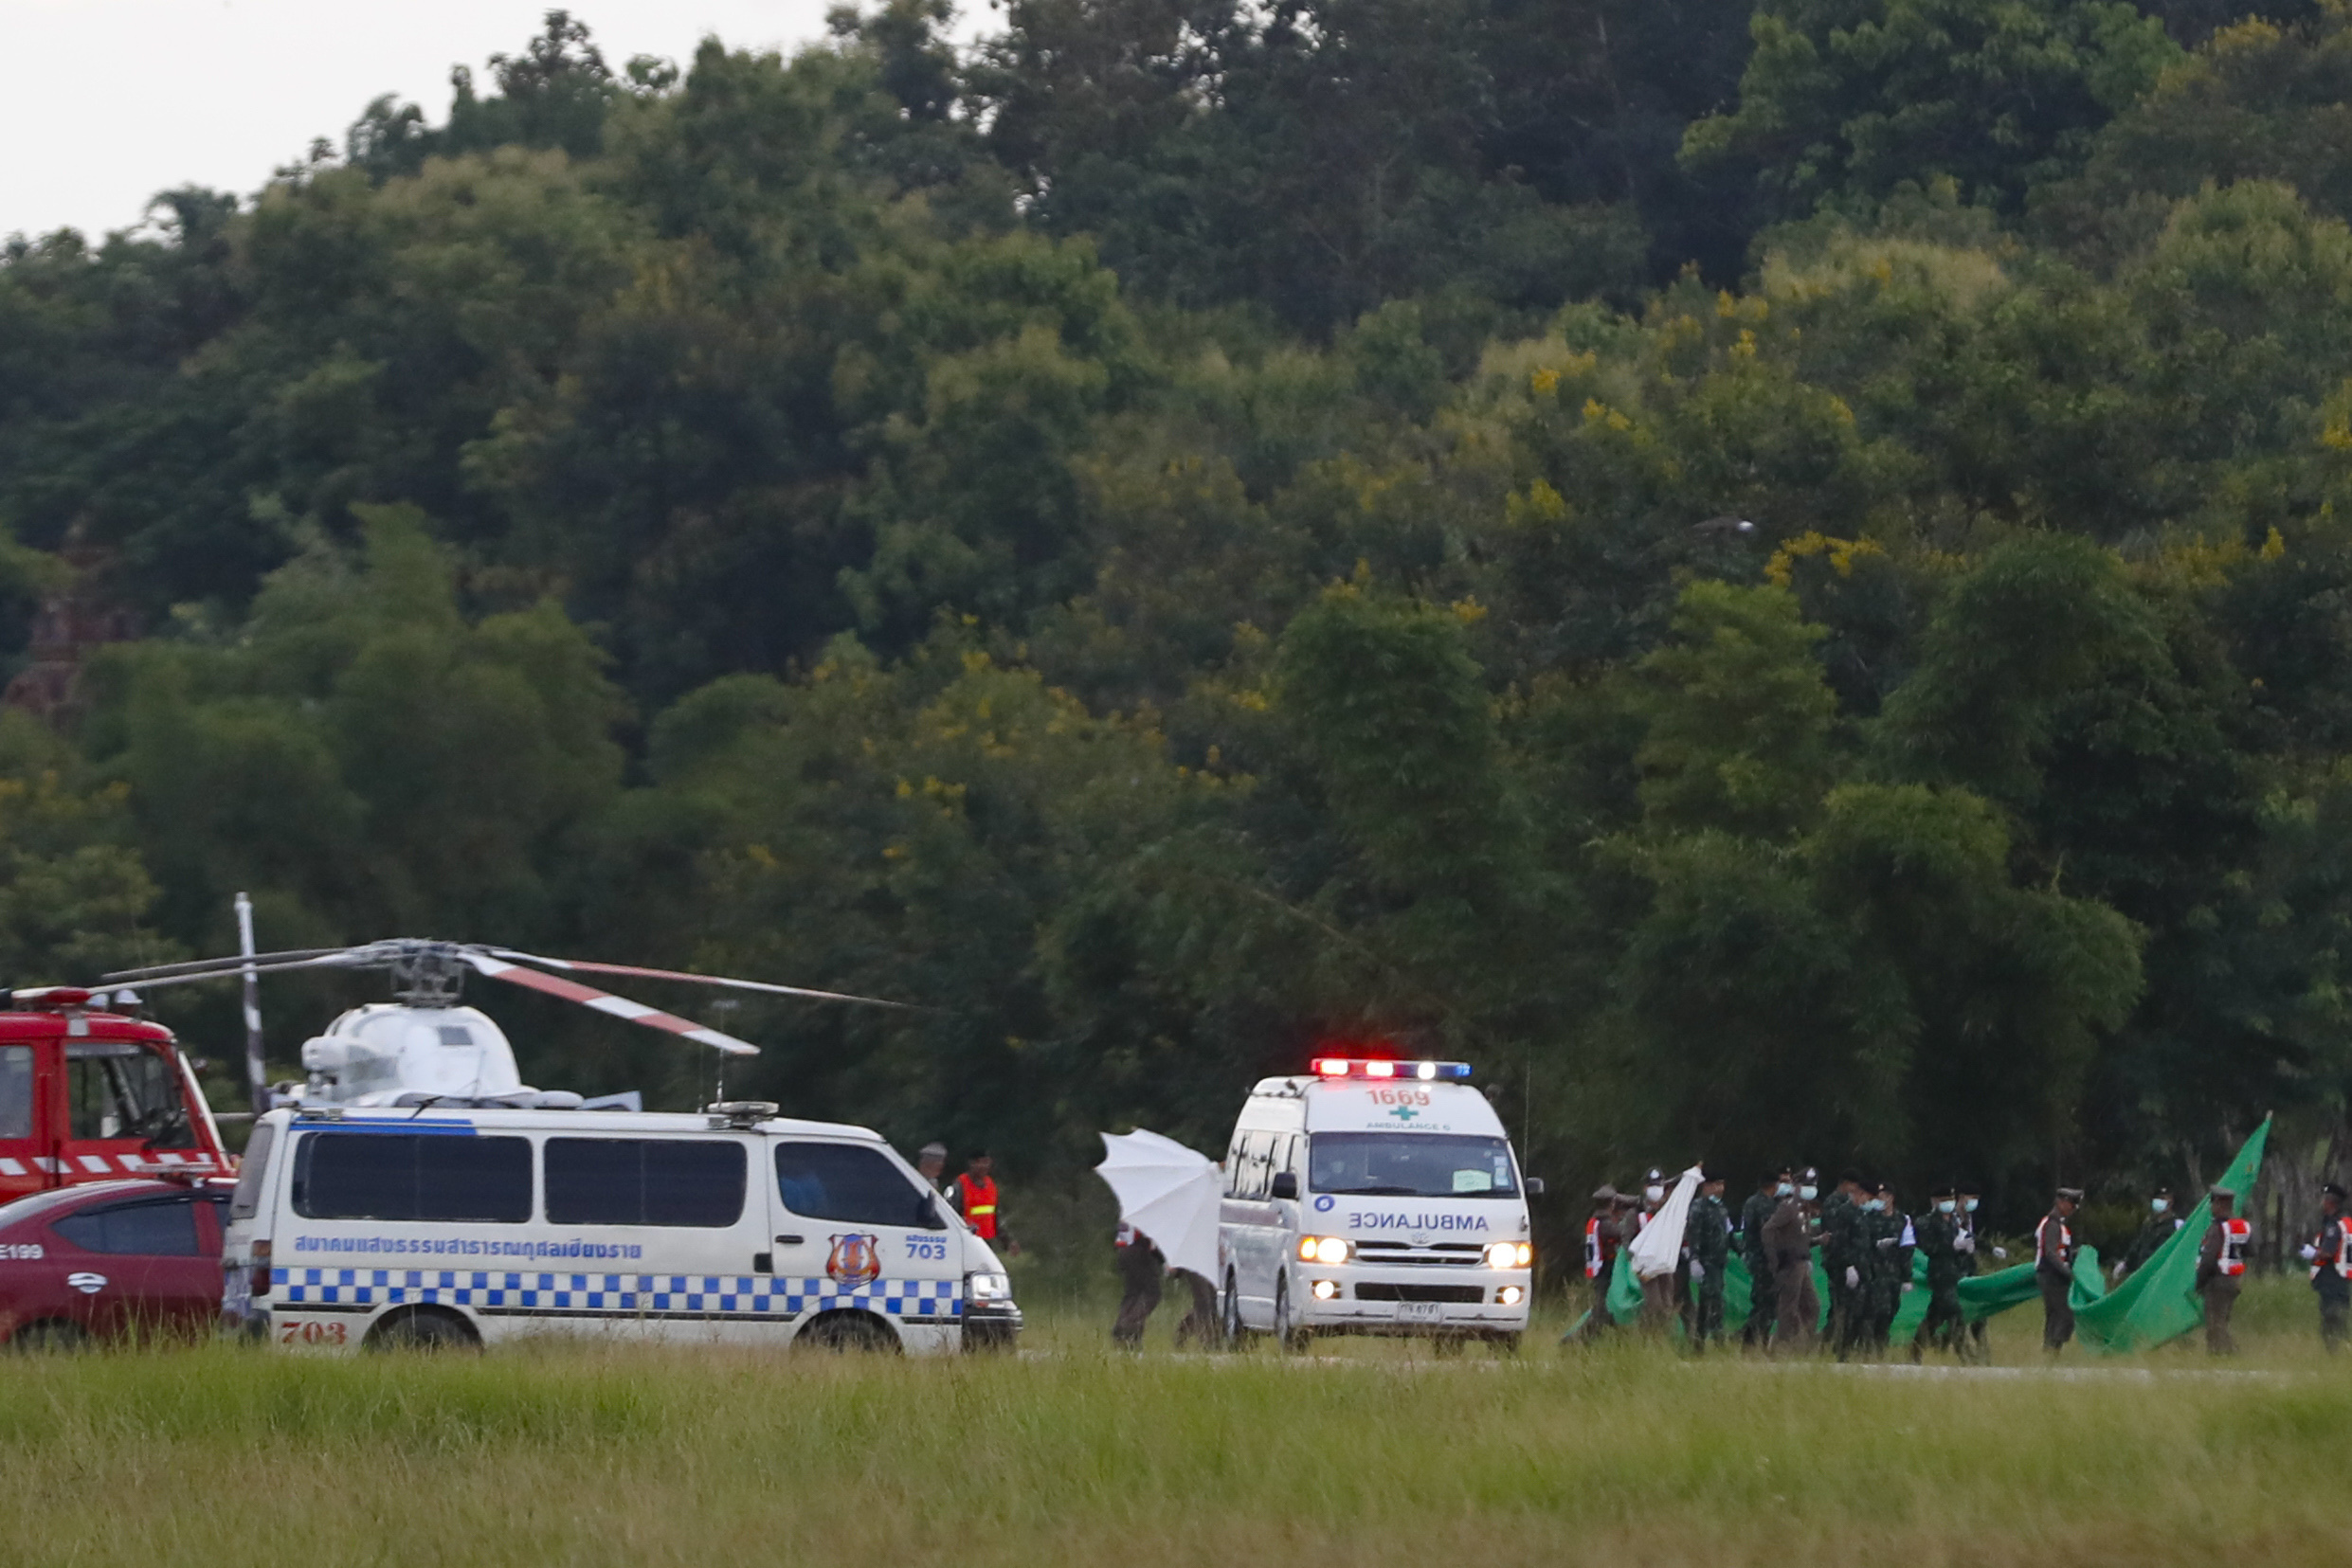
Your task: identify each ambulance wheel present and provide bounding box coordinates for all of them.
[365,1307,479,1352]
[1493,1332,1523,1357]
[1221,1271,1252,1350]
[799,1311,900,1354]
[11,1320,88,1353]
[1430,1332,1466,1358]
[1273,1277,1310,1353]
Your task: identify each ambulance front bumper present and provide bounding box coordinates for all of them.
[1294,1266,1531,1335]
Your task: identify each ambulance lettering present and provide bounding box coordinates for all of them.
[1346,1211,1492,1233]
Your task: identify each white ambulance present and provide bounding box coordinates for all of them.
[220,1101,1020,1353]
[1218,1057,1538,1349]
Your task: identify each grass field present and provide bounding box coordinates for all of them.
[8,1278,2352,1567]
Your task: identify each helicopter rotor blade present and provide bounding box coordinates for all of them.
[100,953,372,992]
[481,948,921,1011]
[461,952,760,1056]
[101,948,354,983]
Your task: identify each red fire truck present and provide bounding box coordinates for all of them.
[0,988,232,1201]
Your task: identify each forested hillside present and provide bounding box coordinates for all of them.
[7,0,2352,1217]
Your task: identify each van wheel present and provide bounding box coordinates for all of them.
[364,1308,479,1352]
[11,1320,88,1353]
[1221,1271,1252,1350]
[1273,1277,1309,1354]
[799,1311,899,1353]
[1493,1332,1523,1357]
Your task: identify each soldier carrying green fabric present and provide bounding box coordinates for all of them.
[2118,1186,2181,1280]
[1911,1183,1965,1358]
[1684,1168,1731,1353]
[1821,1168,1870,1357]
[1864,1181,1910,1353]
[1738,1170,1783,1348]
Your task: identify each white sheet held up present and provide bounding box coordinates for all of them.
[1094,1128,1222,1281]
[1624,1163,1705,1280]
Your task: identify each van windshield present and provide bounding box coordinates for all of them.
[1309,1133,1519,1199]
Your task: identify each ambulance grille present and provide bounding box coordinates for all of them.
[1352,1241,1482,1267]
[1352,1283,1486,1304]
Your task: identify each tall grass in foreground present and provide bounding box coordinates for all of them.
[6,1282,2350,1567]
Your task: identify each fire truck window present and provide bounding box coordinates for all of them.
[52,1197,202,1256]
[293,1132,533,1223]
[0,1046,30,1141]
[775,1143,942,1228]
[545,1139,746,1227]
[63,1043,194,1148]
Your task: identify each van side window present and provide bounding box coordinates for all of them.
[228,1122,277,1220]
[1224,1132,1246,1196]
[775,1143,941,1228]
[545,1139,747,1227]
[292,1132,533,1222]
[1240,1131,1272,1199]
[52,1196,202,1255]
[0,1046,30,1141]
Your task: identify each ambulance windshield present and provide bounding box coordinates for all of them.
[1309,1133,1518,1199]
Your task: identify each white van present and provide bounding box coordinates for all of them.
[220,1101,1019,1353]
[1219,1058,1536,1349]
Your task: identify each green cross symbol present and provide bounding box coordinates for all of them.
[1389,1106,1420,1122]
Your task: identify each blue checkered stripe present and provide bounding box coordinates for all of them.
[273,1269,963,1319]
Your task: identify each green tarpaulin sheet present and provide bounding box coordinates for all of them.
[2076,1116,2271,1355]
[1575,1230,2106,1344]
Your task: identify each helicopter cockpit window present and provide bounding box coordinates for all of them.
[0,1047,31,1141]
[64,1043,193,1148]
[436,1027,472,1047]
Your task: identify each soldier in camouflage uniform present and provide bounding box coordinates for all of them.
[1911,1183,1966,1359]
[2120,1187,2181,1279]
[1864,1181,1910,1353]
[1684,1168,1731,1353]
[1739,1170,1785,1348]
[1820,1169,1870,1358]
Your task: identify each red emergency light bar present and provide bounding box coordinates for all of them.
[1311,1058,1472,1082]
[9,987,92,1010]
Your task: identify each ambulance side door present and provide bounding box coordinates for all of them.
[1223,1128,1280,1324]
[537,1133,763,1340]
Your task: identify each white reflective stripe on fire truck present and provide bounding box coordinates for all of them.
[0,1159,22,1176]
[76,1156,109,1173]
[31,1158,58,1173]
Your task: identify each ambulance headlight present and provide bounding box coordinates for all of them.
[1498,1286,1525,1306]
[1310,1279,1340,1301]
[966,1271,1012,1303]
[1485,1241,1533,1270]
[1297,1235,1352,1266]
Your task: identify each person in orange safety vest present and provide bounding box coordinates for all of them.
[947,1151,1013,1251]
[2195,1186,2252,1356]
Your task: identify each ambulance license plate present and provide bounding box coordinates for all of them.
[1395,1302,1445,1325]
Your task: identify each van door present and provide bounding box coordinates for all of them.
[45,1190,214,1342]
[768,1139,958,1348]
[1224,1128,1284,1327]
[536,1132,768,1343]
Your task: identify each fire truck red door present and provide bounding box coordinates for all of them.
[0,1043,46,1199]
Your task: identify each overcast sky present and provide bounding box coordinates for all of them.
[5,0,990,243]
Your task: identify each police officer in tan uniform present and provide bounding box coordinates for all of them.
[2035,1186,2082,1354]
[2196,1187,2251,1356]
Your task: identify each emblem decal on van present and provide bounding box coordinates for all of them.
[825,1233,882,1285]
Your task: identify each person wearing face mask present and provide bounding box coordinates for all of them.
[1739,1171,1786,1348]
[1636,1167,1674,1329]
[2035,1185,2084,1354]
[1764,1166,1821,1352]
[2119,1187,2181,1279]
[1684,1169,1731,1353]
[1912,1184,1966,1359]
[1954,1183,1997,1363]
[1864,1181,1911,1353]
[1821,1168,1871,1358]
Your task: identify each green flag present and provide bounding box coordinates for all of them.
[1606,1247,1643,1324]
[2076,1116,2271,1355]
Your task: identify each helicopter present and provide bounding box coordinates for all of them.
[99,935,913,1112]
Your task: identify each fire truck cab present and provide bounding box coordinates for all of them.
[0,988,232,1201]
